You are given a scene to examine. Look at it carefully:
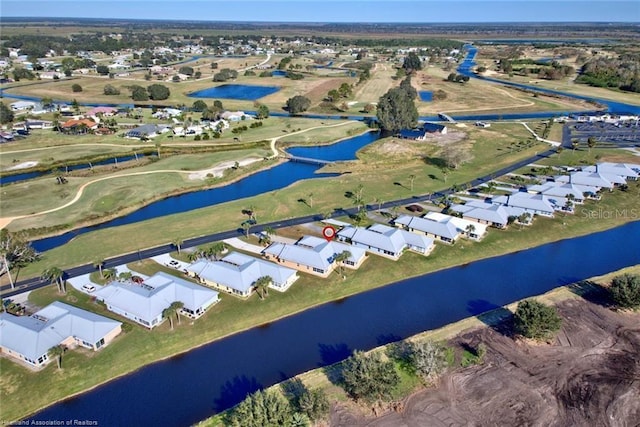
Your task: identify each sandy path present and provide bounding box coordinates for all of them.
[0,121,356,229]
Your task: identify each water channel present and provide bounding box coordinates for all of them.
[28,221,640,426]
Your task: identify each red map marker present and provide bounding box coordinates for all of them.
[322,225,336,242]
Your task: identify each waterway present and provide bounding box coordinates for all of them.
[30,131,381,252]
[27,221,640,426]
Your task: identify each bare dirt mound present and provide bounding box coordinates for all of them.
[331,299,640,427]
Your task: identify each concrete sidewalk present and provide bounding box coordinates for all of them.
[223,238,264,255]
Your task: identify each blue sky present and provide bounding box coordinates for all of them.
[1,0,638,23]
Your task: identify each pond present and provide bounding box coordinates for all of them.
[419,91,433,102]
[187,84,280,100]
[27,221,640,426]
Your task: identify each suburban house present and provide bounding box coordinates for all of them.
[61,118,99,133]
[263,235,367,278]
[86,106,118,117]
[10,101,37,112]
[423,212,488,240]
[398,122,448,140]
[0,301,121,369]
[492,192,560,217]
[527,182,588,204]
[185,252,299,297]
[554,172,617,191]
[124,124,170,139]
[94,272,219,329]
[450,201,511,229]
[336,224,434,260]
[581,162,639,180]
[394,214,460,244]
[220,111,252,121]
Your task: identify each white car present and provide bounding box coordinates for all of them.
[82,284,96,293]
[167,260,180,269]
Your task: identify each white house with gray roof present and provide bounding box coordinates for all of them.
[581,163,639,180]
[262,235,367,278]
[94,272,219,329]
[554,172,617,191]
[423,212,488,240]
[394,214,460,244]
[337,224,434,260]
[185,252,299,297]
[492,192,558,217]
[527,182,589,204]
[0,301,121,369]
[450,201,511,229]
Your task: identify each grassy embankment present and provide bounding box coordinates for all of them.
[1,173,639,422]
[8,121,547,277]
[196,264,640,427]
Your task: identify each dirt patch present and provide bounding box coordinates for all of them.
[367,130,467,158]
[331,298,640,426]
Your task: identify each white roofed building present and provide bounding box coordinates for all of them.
[337,224,434,260]
[0,302,121,369]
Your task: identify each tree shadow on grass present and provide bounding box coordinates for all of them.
[468,299,514,338]
[423,156,447,169]
[566,280,613,308]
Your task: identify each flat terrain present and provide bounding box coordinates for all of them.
[331,297,640,426]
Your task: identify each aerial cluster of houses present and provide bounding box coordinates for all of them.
[450,162,639,228]
[1,161,637,369]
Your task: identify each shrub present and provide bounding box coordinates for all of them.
[514,299,562,340]
[103,84,120,96]
[609,274,640,309]
[341,350,399,403]
[71,83,83,93]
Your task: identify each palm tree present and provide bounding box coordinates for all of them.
[465,224,476,238]
[334,250,352,279]
[571,139,579,152]
[307,192,314,207]
[42,267,65,293]
[264,226,276,238]
[206,242,226,260]
[48,345,65,370]
[587,136,597,154]
[556,145,563,158]
[441,167,450,183]
[248,204,257,221]
[187,249,203,262]
[103,267,117,282]
[118,271,133,281]
[242,221,251,238]
[254,276,272,299]
[372,197,382,213]
[409,174,416,191]
[93,259,105,278]
[172,238,183,255]
[155,143,162,159]
[163,306,176,330]
[171,301,184,325]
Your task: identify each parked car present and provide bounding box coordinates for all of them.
[131,275,144,284]
[406,204,424,213]
[82,284,96,293]
[167,260,180,268]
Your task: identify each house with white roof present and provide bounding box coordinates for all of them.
[263,235,367,278]
[423,212,488,241]
[185,252,299,297]
[492,192,557,217]
[94,272,219,329]
[337,224,434,260]
[0,301,121,369]
[555,172,617,191]
[10,101,37,112]
[581,163,639,181]
[450,201,511,229]
[394,214,460,244]
[220,111,252,121]
[527,182,588,204]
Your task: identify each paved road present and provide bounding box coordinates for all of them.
[0,147,556,298]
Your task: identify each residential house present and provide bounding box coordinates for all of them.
[86,106,118,117]
[61,118,99,133]
[394,214,460,244]
[186,252,298,297]
[263,235,367,278]
[554,172,617,191]
[492,192,557,217]
[337,224,434,260]
[527,182,588,204]
[581,163,639,181]
[423,212,488,240]
[0,301,121,369]
[220,111,252,121]
[450,201,511,229]
[124,124,169,139]
[10,101,36,112]
[398,122,448,140]
[94,272,219,328]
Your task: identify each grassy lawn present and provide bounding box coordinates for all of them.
[3,181,639,421]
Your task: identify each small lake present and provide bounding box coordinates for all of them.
[27,221,640,426]
[188,84,280,100]
[30,132,381,252]
[419,91,433,102]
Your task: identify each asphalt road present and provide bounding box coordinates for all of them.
[0,147,557,298]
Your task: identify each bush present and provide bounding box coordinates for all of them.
[147,84,170,100]
[226,389,292,427]
[71,83,83,93]
[609,274,640,309]
[513,299,562,340]
[285,95,311,114]
[341,350,399,403]
[103,84,120,96]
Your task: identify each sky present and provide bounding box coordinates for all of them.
[1,0,639,23]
